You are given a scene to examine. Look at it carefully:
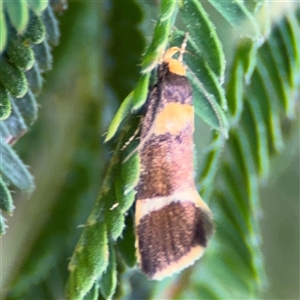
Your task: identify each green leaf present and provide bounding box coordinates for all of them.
[0,84,11,120]
[277,16,297,90]
[187,52,227,111]
[227,130,265,285]
[243,0,264,13]
[26,0,48,14]
[4,97,27,142]
[0,140,34,192]
[32,39,53,71]
[180,0,225,80]
[250,67,284,153]
[4,0,29,33]
[259,42,291,118]
[23,10,46,44]
[0,4,7,53]
[67,119,140,298]
[171,30,227,110]
[0,56,28,98]
[67,223,109,300]
[221,163,254,229]
[188,73,228,136]
[242,100,269,179]
[236,38,260,84]
[141,0,178,73]
[0,212,6,235]
[208,0,261,38]
[131,73,150,111]
[0,121,10,141]
[286,10,300,71]
[99,241,117,300]
[226,59,244,125]
[105,92,133,142]
[25,62,43,94]
[199,132,224,199]
[267,26,291,92]
[14,88,38,125]
[229,128,260,206]
[83,284,100,300]
[104,188,125,241]
[0,175,14,213]
[42,5,60,46]
[120,149,140,198]
[116,214,136,268]
[6,33,35,70]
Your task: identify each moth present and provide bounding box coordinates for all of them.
[134,42,214,280]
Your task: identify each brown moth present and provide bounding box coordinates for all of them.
[135,43,214,280]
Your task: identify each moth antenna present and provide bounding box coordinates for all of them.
[122,124,155,163]
[178,32,189,62]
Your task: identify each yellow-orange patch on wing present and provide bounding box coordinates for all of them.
[153,102,194,135]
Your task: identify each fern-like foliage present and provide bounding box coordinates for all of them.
[0,1,63,233]
[3,1,299,299]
